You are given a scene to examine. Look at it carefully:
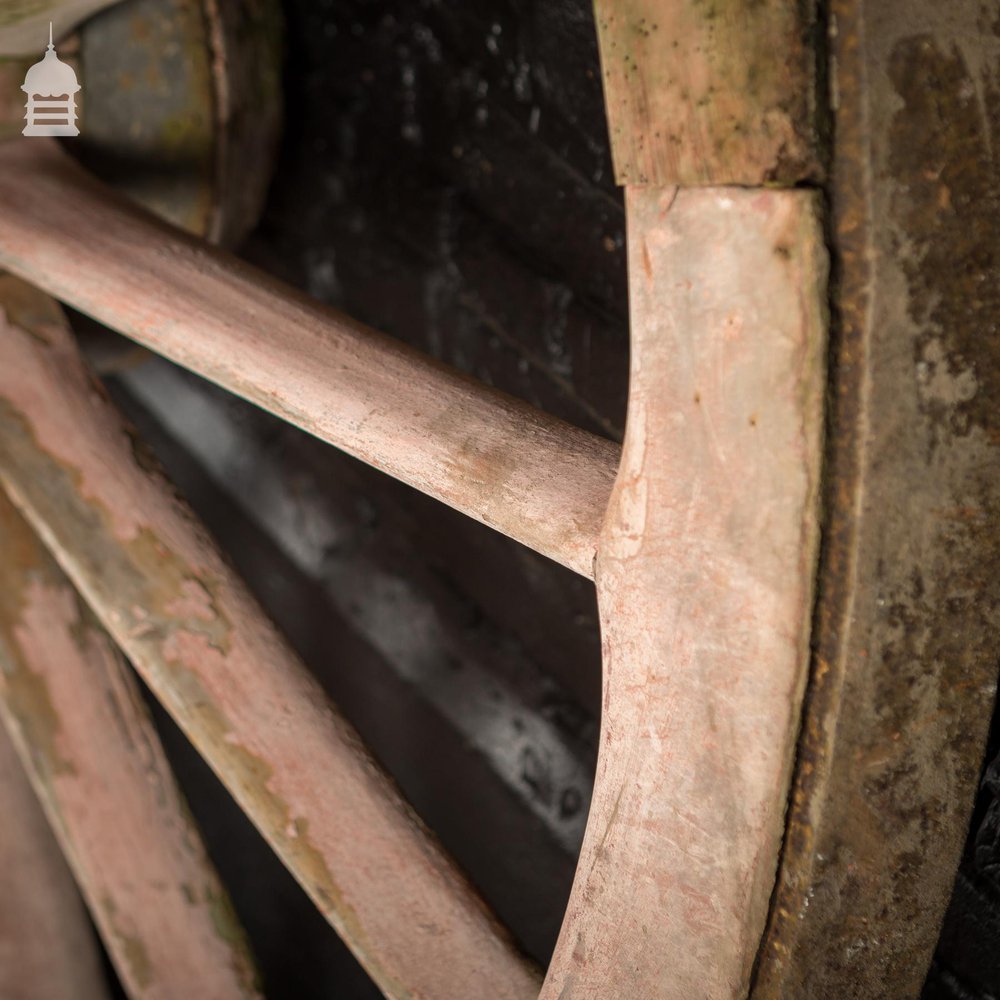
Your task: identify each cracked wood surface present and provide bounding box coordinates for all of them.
[0,274,540,1000]
[0,381,260,997]
[543,187,827,999]
[594,0,821,186]
[0,719,109,1000]
[0,139,617,579]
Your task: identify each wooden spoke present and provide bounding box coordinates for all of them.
[0,140,618,579]
[0,719,109,1000]
[0,481,260,998]
[0,274,540,1000]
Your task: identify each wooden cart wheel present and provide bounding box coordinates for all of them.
[0,0,997,998]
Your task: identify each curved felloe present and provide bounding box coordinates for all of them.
[544,187,827,998]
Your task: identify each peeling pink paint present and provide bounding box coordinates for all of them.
[0,494,260,999]
[0,275,540,1000]
[0,720,109,1000]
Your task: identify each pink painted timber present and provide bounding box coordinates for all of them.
[0,36,827,987]
[0,274,541,1000]
[542,187,826,998]
[0,465,260,996]
[0,139,617,579]
[0,169,828,999]
[0,719,109,1000]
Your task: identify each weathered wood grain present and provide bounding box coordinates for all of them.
[0,139,617,579]
[0,478,260,995]
[0,272,539,1000]
[543,187,826,998]
[0,719,109,1000]
[594,0,821,186]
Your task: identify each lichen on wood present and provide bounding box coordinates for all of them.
[0,483,262,999]
[0,273,540,1000]
[594,0,822,186]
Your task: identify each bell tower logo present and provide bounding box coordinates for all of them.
[21,23,81,137]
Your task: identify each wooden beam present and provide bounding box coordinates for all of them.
[594,0,821,186]
[0,139,617,580]
[0,484,261,998]
[543,187,826,998]
[0,274,541,1000]
[0,720,109,1000]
